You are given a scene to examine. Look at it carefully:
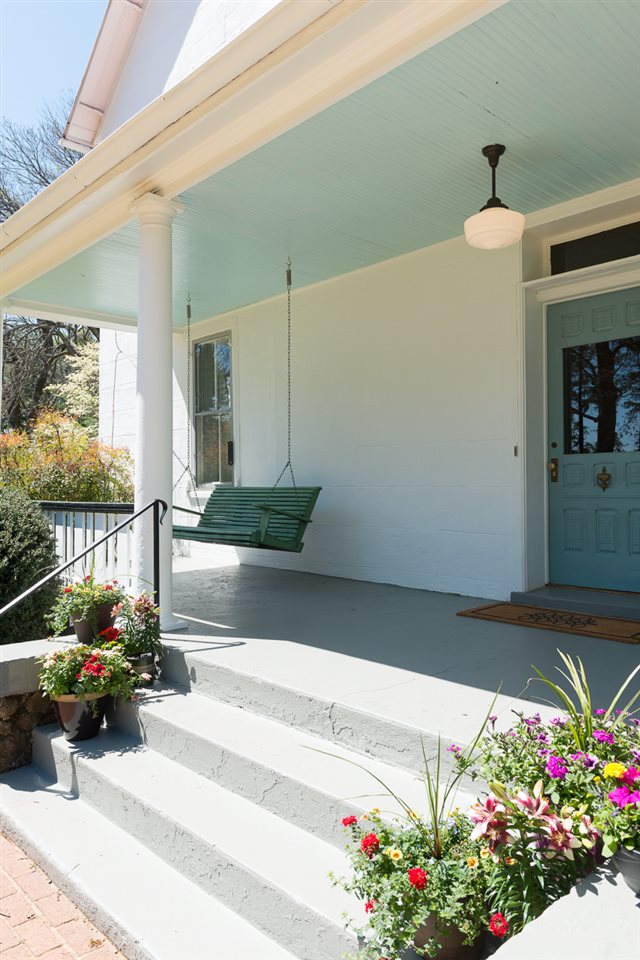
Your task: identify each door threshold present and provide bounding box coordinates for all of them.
[511,585,640,622]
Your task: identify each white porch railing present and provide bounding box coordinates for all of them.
[39,501,135,587]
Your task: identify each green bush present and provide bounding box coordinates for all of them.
[0,411,133,502]
[0,487,60,644]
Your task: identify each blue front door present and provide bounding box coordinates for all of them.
[547,288,640,591]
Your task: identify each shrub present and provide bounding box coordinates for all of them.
[0,411,133,502]
[0,487,60,644]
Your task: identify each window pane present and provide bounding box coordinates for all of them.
[564,336,640,453]
[216,339,232,411]
[220,414,233,483]
[195,342,216,413]
[196,415,220,484]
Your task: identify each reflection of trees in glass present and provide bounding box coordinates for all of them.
[566,337,640,453]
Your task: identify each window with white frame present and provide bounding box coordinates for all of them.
[194,333,233,485]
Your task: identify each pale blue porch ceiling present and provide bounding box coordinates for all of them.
[14,0,640,326]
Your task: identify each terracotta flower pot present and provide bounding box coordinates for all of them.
[613,846,640,894]
[126,653,156,686]
[72,603,116,643]
[412,917,483,960]
[53,692,108,741]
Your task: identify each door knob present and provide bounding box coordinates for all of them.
[547,458,558,482]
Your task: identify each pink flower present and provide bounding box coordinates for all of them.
[622,767,640,786]
[593,729,615,745]
[608,786,634,808]
[514,785,550,820]
[364,900,376,913]
[578,815,599,849]
[469,794,510,851]
[545,756,568,780]
[540,815,582,860]
[628,791,640,804]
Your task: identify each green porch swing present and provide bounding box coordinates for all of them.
[172,262,321,553]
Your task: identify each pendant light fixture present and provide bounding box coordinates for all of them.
[464,144,525,249]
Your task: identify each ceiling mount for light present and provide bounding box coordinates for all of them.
[464,144,525,250]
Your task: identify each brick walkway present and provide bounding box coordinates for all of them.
[0,834,123,960]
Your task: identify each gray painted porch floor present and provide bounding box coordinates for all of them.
[170,560,640,711]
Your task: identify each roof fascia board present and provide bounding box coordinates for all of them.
[0,0,507,298]
[62,0,145,152]
[1,298,136,330]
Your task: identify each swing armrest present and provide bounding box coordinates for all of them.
[173,505,202,517]
[255,504,311,522]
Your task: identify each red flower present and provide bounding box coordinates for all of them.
[99,626,121,643]
[75,673,83,679]
[360,833,380,858]
[407,867,427,890]
[104,584,113,591]
[84,575,92,582]
[63,586,73,594]
[342,815,358,827]
[364,900,376,914]
[489,913,509,938]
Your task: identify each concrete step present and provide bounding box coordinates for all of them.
[159,637,538,775]
[510,586,640,621]
[0,764,298,960]
[32,724,357,960]
[108,682,466,848]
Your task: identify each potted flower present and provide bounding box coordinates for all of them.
[593,763,640,892]
[101,592,163,685]
[49,573,126,642]
[38,645,137,740]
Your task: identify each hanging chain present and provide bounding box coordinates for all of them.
[173,295,203,512]
[270,259,297,492]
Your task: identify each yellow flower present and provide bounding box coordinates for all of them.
[504,857,516,866]
[467,856,479,869]
[371,808,381,815]
[594,776,601,784]
[480,848,491,859]
[387,848,403,862]
[603,762,626,780]
[407,809,419,820]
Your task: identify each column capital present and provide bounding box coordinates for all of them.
[130,192,184,226]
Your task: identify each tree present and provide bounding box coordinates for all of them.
[46,340,100,432]
[1,95,99,432]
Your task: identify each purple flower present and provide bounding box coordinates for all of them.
[524,713,542,728]
[489,715,497,727]
[628,718,640,727]
[448,744,462,755]
[594,708,606,716]
[628,790,640,804]
[546,755,568,780]
[550,716,568,727]
[569,752,583,763]
[593,729,615,745]
[538,748,551,758]
[632,749,640,765]
[537,733,550,744]
[583,754,599,770]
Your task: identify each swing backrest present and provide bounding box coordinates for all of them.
[198,486,321,550]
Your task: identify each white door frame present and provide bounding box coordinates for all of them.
[520,255,640,591]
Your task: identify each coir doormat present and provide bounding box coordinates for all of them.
[457,603,640,644]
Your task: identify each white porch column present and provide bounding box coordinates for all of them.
[130,193,184,631]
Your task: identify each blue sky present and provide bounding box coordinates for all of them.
[0,0,107,126]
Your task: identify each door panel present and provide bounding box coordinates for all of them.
[547,288,640,591]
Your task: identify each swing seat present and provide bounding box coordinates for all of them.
[173,486,321,553]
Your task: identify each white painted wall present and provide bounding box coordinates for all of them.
[99,0,279,140]
[101,236,525,600]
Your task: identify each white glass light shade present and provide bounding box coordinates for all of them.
[464,207,525,249]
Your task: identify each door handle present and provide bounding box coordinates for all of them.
[547,458,558,482]
[227,441,234,466]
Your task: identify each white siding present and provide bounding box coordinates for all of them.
[100,0,279,140]
[100,236,524,600]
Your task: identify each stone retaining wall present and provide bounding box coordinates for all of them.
[0,638,70,773]
[0,691,55,772]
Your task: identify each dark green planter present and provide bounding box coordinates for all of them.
[126,653,157,686]
[72,603,116,643]
[53,693,108,741]
[613,846,640,894]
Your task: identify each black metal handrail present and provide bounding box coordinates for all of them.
[39,501,135,514]
[0,499,168,620]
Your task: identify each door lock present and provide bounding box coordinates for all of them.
[547,458,558,482]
